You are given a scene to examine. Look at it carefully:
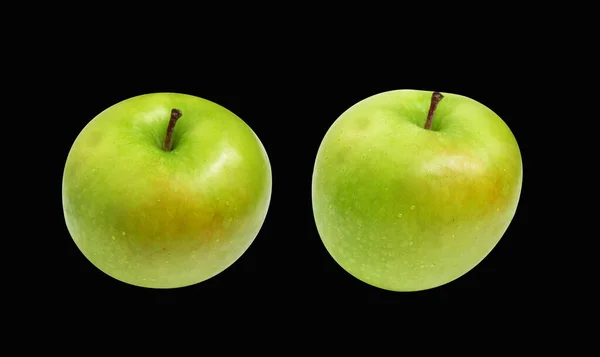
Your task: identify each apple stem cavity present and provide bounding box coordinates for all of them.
[424,92,444,130]
[163,109,183,152]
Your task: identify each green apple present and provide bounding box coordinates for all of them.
[312,90,522,292]
[62,93,272,289]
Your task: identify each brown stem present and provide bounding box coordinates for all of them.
[424,92,444,130]
[163,109,183,151]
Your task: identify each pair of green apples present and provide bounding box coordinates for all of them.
[62,90,523,292]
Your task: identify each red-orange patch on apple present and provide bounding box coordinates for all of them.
[110,176,235,257]
[420,148,509,221]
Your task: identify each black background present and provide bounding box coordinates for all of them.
[46,48,533,307]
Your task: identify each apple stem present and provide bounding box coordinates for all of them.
[424,92,444,130]
[163,108,183,151]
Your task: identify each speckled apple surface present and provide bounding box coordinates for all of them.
[312,90,522,292]
[63,93,272,288]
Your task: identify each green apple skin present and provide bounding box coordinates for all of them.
[62,93,271,289]
[312,90,522,292]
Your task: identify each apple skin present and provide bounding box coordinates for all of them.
[62,93,271,289]
[312,89,522,292]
